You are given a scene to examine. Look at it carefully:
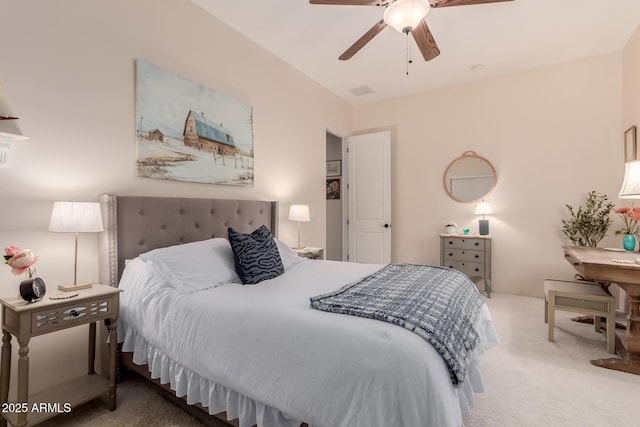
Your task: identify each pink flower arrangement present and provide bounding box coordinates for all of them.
[4,246,38,277]
[615,207,640,235]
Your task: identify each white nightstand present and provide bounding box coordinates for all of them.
[293,247,324,260]
[0,284,122,427]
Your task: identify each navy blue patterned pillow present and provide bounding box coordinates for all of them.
[228,225,284,285]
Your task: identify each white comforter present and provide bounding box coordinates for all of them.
[118,258,499,427]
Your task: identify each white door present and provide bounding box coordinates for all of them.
[347,131,391,263]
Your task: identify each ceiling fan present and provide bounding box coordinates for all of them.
[309,0,514,61]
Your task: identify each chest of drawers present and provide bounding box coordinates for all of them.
[440,234,492,297]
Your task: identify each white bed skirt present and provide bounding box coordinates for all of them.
[119,310,498,427]
[121,322,302,427]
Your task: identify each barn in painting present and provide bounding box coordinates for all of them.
[183,110,237,156]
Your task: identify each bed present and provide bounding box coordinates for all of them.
[97,194,499,427]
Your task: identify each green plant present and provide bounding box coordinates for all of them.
[561,191,615,247]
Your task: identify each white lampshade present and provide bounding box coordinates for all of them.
[49,202,104,233]
[383,0,430,33]
[475,201,493,216]
[49,201,103,291]
[619,161,640,198]
[288,204,310,222]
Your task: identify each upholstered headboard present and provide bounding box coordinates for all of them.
[97,194,279,287]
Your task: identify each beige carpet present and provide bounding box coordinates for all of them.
[36,376,206,427]
[463,294,639,427]
[36,293,640,426]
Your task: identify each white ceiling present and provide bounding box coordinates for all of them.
[192,0,640,105]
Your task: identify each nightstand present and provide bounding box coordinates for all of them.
[440,234,492,297]
[0,284,122,427]
[293,247,324,260]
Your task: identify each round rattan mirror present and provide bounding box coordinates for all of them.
[443,151,497,203]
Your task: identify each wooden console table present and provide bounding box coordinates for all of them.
[563,246,640,374]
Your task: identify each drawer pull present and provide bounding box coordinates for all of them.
[475,268,479,272]
[63,306,88,321]
[449,253,453,256]
[474,254,479,259]
[474,242,479,246]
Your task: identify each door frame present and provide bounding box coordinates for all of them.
[341,135,349,261]
[325,129,349,262]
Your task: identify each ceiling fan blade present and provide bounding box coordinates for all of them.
[411,20,440,61]
[310,0,380,5]
[430,0,513,8]
[339,20,387,60]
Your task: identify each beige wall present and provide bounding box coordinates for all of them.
[623,26,640,132]
[0,0,351,396]
[353,53,626,297]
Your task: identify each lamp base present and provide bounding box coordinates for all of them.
[58,283,93,292]
[479,219,489,236]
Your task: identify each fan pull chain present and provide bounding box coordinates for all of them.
[405,31,413,75]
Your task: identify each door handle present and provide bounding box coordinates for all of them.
[381,223,390,228]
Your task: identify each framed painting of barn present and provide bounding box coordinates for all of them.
[135,59,254,186]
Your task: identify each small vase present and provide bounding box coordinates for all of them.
[623,234,636,251]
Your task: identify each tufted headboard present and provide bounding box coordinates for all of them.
[97,194,279,287]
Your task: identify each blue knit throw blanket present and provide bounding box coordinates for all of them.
[310,263,484,384]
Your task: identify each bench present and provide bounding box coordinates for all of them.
[544,278,616,354]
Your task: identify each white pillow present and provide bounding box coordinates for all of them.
[275,239,305,270]
[139,238,240,294]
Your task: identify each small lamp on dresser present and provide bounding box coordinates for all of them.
[48,201,104,291]
[475,201,492,236]
[289,204,310,249]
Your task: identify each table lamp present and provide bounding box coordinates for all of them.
[288,204,310,249]
[48,201,104,291]
[619,160,640,198]
[475,201,492,236]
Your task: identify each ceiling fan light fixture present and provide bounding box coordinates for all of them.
[383,0,430,33]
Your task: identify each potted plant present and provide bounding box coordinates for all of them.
[561,191,614,247]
